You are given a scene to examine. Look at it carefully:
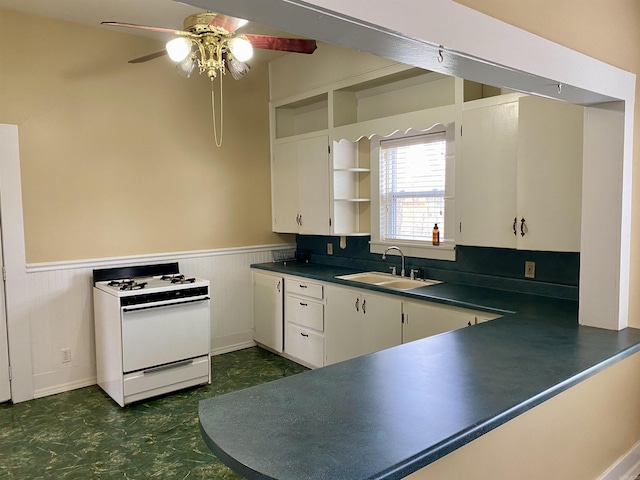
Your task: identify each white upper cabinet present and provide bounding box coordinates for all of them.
[272,135,330,234]
[458,97,519,248]
[516,96,584,252]
[457,94,583,252]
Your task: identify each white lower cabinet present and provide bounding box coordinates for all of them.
[252,270,503,368]
[252,271,284,353]
[402,300,501,344]
[284,278,325,368]
[325,285,402,365]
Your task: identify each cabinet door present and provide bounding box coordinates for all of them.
[360,292,402,356]
[402,301,473,344]
[272,141,300,233]
[252,271,284,353]
[517,96,583,252]
[325,286,362,365]
[325,286,401,364]
[298,135,330,234]
[458,100,518,248]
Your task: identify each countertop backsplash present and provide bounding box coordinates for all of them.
[295,234,579,300]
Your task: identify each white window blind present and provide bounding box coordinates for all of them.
[379,132,446,242]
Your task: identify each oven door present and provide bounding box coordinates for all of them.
[121,296,210,373]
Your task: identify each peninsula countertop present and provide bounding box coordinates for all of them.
[199,261,640,479]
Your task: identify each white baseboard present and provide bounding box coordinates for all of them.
[599,440,640,480]
[33,377,97,399]
[211,340,257,356]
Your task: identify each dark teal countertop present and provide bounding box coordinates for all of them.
[199,261,640,479]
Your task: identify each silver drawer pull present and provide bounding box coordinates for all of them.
[143,359,193,375]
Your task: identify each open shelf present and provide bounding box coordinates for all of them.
[333,69,455,128]
[275,94,329,139]
[332,138,371,235]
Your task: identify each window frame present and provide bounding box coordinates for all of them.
[370,125,456,261]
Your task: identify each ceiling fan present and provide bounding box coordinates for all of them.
[102,12,318,146]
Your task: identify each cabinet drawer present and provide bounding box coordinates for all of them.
[286,295,324,331]
[123,355,210,403]
[286,279,323,300]
[285,323,324,368]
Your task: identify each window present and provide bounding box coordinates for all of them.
[370,125,455,261]
[379,132,446,242]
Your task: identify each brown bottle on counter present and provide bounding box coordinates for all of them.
[432,223,440,246]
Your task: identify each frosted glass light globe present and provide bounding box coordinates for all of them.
[166,37,192,62]
[229,37,253,62]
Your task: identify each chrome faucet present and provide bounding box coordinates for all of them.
[382,246,405,277]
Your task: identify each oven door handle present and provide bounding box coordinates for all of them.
[122,297,210,313]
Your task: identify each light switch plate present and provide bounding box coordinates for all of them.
[525,261,536,279]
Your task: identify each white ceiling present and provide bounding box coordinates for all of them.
[0,0,299,62]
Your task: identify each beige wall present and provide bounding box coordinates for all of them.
[0,9,289,263]
[452,0,640,322]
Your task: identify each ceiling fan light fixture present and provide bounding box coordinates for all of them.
[176,56,196,78]
[166,37,192,62]
[227,57,251,80]
[228,36,253,62]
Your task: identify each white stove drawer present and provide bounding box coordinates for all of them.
[121,298,210,373]
[123,355,210,403]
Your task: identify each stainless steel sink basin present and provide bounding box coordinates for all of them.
[335,272,441,290]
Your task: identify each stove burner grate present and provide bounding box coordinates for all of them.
[106,279,148,291]
[108,279,134,287]
[120,282,147,291]
[161,274,196,284]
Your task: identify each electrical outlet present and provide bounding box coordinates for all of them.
[327,243,333,255]
[61,347,71,363]
[525,261,536,279]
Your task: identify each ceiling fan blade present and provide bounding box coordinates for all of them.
[244,35,317,54]
[207,14,247,34]
[101,21,191,37]
[129,50,168,64]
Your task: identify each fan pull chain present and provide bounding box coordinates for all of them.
[210,75,223,147]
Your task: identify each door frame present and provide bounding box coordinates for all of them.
[0,124,33,402]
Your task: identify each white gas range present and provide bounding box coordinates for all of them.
[93,263,211,407]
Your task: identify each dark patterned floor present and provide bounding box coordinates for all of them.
[0,347,308,479]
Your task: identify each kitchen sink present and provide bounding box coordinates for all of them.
[335,272,441,290]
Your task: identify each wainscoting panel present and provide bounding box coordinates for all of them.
[26,245,289,398]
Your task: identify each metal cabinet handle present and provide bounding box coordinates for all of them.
[362,299,366,315]
[355,298,360,312]
[300,332,309,338]
[520,218,526,237]
[513,217,517,236]
[299,302,308,307]
[299,214,303,226]
[299,284,307,289]
[296,214,300,225]
[277,281,281,293]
